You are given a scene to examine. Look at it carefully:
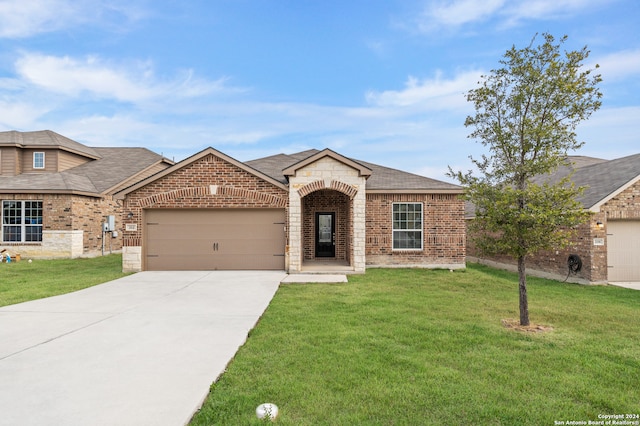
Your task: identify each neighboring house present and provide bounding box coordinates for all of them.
[466,154,640,284]
[116,147,466,273]
[0,130,173,258]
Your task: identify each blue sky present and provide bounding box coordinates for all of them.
[0,0,638,182]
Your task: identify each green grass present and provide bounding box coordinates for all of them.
[190,264,640,425]
[0,254,128,307]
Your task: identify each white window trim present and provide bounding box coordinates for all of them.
[392,202,424,251]
[1,200,43,243]
[33,152,45,169]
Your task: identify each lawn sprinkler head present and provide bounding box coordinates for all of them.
[256,403,278,421]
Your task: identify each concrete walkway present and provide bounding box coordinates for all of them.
[0,271,285,426]
[609,282,640,290]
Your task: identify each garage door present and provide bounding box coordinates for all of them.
[607,220,640,282]
[145,209,286,271]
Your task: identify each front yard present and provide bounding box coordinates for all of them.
[190,265,639,425]
[1,257,637,424]
[0,254,128,307]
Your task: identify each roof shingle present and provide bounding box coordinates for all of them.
[246,149,461,192]
[0,130,101,159]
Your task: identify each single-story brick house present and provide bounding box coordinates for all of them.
[467,154,640,284]
[115,147,466,273]
[0,130,173,258]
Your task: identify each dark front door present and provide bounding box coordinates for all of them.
[315,212,335,257]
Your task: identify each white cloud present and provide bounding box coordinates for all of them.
[14,52,233,103]
[415,0,611,32]
[578,106,640,158]
[422,0,505,29]
[0,101,50,128]
[365,70,480,111]
[503,0,608,25]
[593,49,640,81]
[0,0,146,38]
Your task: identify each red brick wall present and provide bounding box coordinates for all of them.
[467,217,605,282]
[302,189,349,260]
[122,153,288,247]
[1,193,122,255]
[71,196,122,253]
[466,180,640,283]
[601,181,640,220]
[365,193,466,265]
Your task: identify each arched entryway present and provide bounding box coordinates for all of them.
[302,189,352,267]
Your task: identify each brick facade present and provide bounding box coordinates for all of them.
[302,189,350,261]
[1,193,122,258]
[121,153,288,271]
[287,156,367,273]
[366,193,466,268]
[118,148,466,273]
[467,180,640,284]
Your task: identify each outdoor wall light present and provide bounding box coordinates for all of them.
[127,212,134,219]
[596,221,604,229]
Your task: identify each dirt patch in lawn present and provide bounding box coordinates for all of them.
[501,318,554,333]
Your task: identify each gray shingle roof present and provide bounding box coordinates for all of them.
[246,149,461,192]
[467,153,640,217]
[69,147,170,193]
[0,130,101,159]
[0,172,98,193]
[0,143,169,196]
[570,153,640,208]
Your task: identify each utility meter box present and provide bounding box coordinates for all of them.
[103,215,116,232]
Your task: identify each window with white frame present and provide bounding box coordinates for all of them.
[392,202,423,250]
[2,201,43,242]
[33,152,45,169]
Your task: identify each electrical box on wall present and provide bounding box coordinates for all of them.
[102,216,116,232]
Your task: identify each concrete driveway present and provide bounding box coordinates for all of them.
[0,270,286,426]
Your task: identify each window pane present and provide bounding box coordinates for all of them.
[25,226,42,242]
[3,201,22,224]
[392,203,423,250]
[3,226,21,242]
[393,231,422,249]
[2,200,42,242]
[33,152,45,168]
[24,201,43,224]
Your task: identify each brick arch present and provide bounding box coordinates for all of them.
[139,186,210,207]
[297,179,358,199]
[217,185,287,207]
[330,180,358,199]
[138,185,287,208]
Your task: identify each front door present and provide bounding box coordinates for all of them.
[315,212,335,257]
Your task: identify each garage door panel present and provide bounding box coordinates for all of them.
[144,209,285,271]
[607,220,640,282]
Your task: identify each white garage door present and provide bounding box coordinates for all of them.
[607,220,640,282]
[144,209,286,271]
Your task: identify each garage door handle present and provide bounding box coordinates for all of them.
[213,243,219,251]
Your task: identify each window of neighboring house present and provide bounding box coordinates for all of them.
[392,202,423,250]
[2,200,43,242]
[33,152,45,169]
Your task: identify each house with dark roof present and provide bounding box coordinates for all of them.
[466,154,640,284]
[116,147,466,273]
[0,130,173,258]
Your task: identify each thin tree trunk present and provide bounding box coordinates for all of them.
[518,255,530,326]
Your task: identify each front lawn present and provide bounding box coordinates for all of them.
[0,254,128,307]
[190,264,640,425]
